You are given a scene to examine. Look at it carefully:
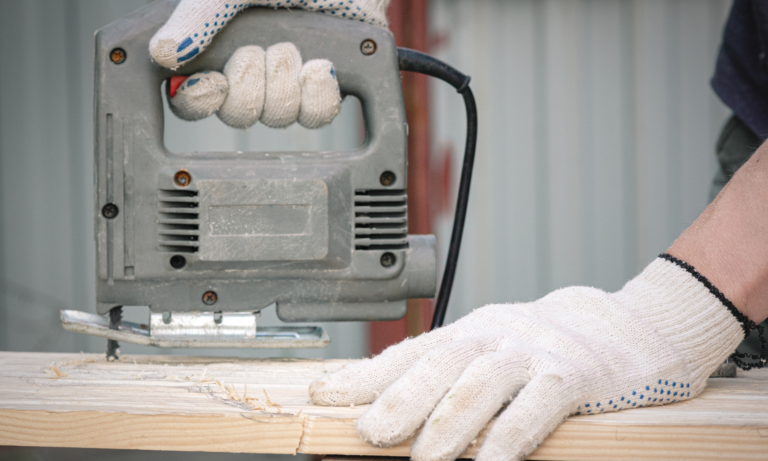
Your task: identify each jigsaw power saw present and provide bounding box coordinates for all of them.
[61,0,477,356]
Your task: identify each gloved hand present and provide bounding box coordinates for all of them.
[149,0,390,129]
[164,43,341,129]
[309,255,745,461]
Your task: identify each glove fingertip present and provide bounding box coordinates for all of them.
[169,71,228,121]
[149,36,180,69]
[150,0,250,68]
[356,410,406,448]
[308,375,376,406]
[149,24,203,69]
[298,59,341,129]
[309,356,406,407]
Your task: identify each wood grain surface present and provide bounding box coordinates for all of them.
[1,352,767,460]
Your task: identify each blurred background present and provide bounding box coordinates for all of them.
[0,0,731,459]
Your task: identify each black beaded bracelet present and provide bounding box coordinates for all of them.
[659,253,767,371]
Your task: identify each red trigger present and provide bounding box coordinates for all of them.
[169,76,188,98]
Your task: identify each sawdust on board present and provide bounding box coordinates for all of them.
[40,356,299,417]
[172,367,284,413]
[44,355,101,379]
[181,368,293,415]
[212,379,283,413]
[60,356,100,366]
[129,365,296,415]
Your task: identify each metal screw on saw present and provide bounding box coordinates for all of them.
[380,171,396,186]
[170,255,186,269]
[110,48,126,64]
[361,39,377,56]
[380,252,396,267]
[102,203,119,219]
[202,291,218,306]
[174,170,191,187]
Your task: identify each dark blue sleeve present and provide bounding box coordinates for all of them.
[711,0,768,140]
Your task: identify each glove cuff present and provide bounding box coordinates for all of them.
[616,255,745,384]
[658,253,755,335]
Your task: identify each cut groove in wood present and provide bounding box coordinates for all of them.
[1,352,767,460]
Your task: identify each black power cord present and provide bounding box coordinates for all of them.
[397,48,478,330]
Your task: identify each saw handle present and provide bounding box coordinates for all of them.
[95,1,406,156]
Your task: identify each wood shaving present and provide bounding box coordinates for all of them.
[46,364,68,379]
[263,389,274,406]
[196,368,214,385]
[45,355,99,375]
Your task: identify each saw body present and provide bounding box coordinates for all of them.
[62,1,438,349]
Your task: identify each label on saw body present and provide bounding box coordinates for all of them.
[197,178,329,261]
[208,204,312,236]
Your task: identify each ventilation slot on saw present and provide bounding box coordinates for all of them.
[158,189,199,254]
[354,190,409,250]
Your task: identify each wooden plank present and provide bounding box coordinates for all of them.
[0,409,303,454]
[1,352,767,460]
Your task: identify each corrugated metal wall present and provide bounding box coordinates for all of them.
[429,0,731,323]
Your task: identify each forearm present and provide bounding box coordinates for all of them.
[668,138,768,324]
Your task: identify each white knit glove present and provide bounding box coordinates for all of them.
[150,0,389,129]
[309,256,745,461]
[166,43,342,128]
